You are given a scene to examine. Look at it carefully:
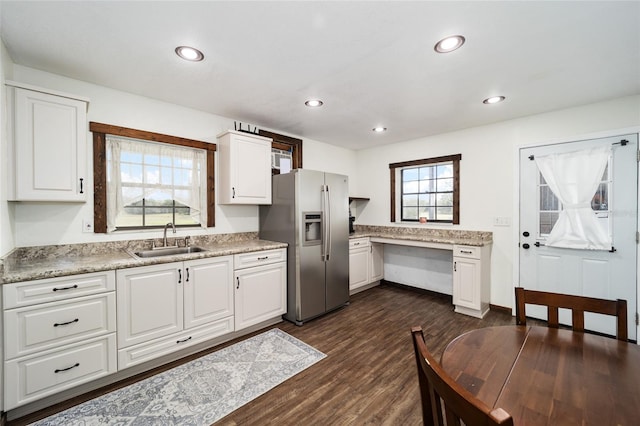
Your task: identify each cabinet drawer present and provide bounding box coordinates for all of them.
[234,248,286,269]
[4,334,117,410]
[4,271,116,309]
[4,293,116,360]
[349,238,370,249]
[118,317,234,370]
[453,245,481,259]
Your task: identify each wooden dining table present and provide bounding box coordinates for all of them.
[441,326,640,425]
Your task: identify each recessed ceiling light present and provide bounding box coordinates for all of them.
[434,35,466,53]
[175,46,204,62]
[372,127,387,133]
[305,99,324,107]
[483,96,506,104]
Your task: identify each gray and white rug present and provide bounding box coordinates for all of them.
[33,328,325,425]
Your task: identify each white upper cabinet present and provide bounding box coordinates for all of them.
[7,82,89,202]
[217,130,272,204]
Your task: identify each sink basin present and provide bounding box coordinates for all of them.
[132,246,207,259]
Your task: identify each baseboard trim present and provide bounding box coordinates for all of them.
[490,303,512,314]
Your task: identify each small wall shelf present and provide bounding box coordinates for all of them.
[349,197,370,203]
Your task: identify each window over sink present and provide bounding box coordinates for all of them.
[90,122,216,233]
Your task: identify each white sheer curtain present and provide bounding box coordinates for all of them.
[106,135,207,232]
[535,146,611,250]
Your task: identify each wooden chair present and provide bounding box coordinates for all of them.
[411,326,514,426]
[514,287,628,341]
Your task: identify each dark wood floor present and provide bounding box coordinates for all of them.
[9,283,522,425]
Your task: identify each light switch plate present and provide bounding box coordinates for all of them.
[493,216,511,227]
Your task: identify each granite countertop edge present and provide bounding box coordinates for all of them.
[349,226,493,247]
[2,239,287,285]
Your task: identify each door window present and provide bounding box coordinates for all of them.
[537,159,612,238]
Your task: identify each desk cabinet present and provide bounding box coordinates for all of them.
[452,245,491,318]
[349,238,384,293]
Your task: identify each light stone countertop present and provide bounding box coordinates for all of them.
[349,225,492,247]
[1,233,287,284]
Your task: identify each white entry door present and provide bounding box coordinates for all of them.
[519,133,637,340]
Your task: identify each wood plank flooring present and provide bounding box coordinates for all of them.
[8,282,521,426]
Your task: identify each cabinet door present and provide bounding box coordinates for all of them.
[218,131,272,204]
[184,256,233,329]
[349,246,370,290]
[116,262,183,348]
[13,88,87,202]
[453,258,480,310]
[234,262,286,330]
[369,243,384,282]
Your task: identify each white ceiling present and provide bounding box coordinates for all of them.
[1,1,639,150]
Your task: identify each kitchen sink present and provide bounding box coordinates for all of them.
[131,246,207,259]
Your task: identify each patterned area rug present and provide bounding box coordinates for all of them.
[33,329,326,425]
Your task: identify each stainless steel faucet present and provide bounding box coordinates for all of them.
[163,222,176,247]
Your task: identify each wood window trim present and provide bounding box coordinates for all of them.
[389,154,461,224]
[90,122,216,233]
[259,129,303,174]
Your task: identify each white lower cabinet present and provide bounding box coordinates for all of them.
[234,249,287,331]
[3,271,117,410]
[349,238,384,292]
[116,256,234,369]
[452,244,491,318]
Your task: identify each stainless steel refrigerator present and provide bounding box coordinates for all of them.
[259,169,350,325]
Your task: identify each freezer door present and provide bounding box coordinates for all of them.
[324,172,350,310]
[296,170,327,321]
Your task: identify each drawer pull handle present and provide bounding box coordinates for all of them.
[79,178,84,194]
[257,256,269,260]
[186,267,190,283]
[460,250,473,254]
[54,318,79,327]
[178,269,182,284]
[55,363,80,373]
[176,336,192,344]
[52,285,78,292]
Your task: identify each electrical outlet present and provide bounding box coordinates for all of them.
[82,219,94,233]
[493,216,511,227]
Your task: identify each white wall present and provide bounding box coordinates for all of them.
[7,65,357,248]
[0,39,15,257]
[353,95,640,307]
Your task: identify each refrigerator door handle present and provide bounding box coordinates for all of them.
[321,184,329,262]
[325,184,331,261]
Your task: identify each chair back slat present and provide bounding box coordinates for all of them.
[514,287,628,341]
[411,326,514,426]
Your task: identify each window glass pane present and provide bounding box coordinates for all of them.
[403,207,419,220]
[145,208,174,226]
[160,167,172,185]
[436,193,453,207]
[122,164,142,183]
[144,154,160,165]
[592,183,608,210]
[419,179,436,193]
[117,208,143,227]
[420,207,435,221]
[419,166,436,180]
[540,186,559,211]
[436,207,453,221]
[437,178,453,192]
[403,181,419,193]
[437,164,453,178]
[419,193,435,206]
[403,194,418,207]
[540,212,559,235]
[402,168,419,181]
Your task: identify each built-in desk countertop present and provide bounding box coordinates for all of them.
[350,225,493,318]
